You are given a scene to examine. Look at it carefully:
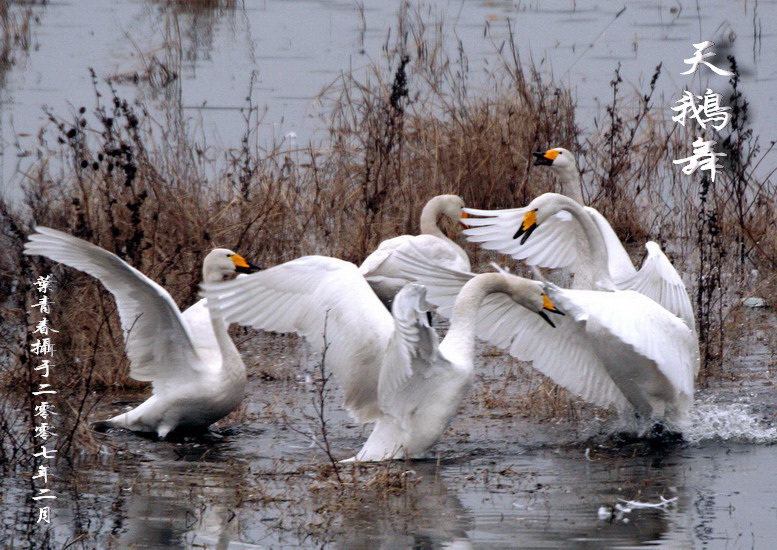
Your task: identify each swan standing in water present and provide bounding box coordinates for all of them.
[201,256,557,461]
[464,147,696,334]
[359,194,470,310]
[23,227,260,439]
[421,193,699,429]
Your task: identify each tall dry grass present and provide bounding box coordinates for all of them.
[0,6,774,458]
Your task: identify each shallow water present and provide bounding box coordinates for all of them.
[2,0,776,192]
[6,319,777,549]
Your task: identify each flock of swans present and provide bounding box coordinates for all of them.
[23,147,699,461]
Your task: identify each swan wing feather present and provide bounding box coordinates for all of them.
[618,242,696,337]
[378,284,446,417]
[24,226,203,389]
[201,255,394,422]
[394,247,631,410]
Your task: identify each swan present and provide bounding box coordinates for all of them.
[23,226,261,439]
[394,243,699,431]
[359,194,470,310]
[463,148,696,334]
[200,256,556,461]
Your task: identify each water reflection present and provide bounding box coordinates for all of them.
[336,462,474,549]
[54,434,251,549]
[3,0,776,191]
[4,401,774,549]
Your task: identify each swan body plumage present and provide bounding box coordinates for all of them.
[23,226,259,439]
[463,148,696,335]
[201,255,551,460]
[359,194,470,309]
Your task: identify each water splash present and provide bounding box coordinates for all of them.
[685,402,777,444]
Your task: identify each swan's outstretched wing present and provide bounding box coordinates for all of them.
[394,248,631,411]
[360,233,471,311]
[463,206,581,269]
[201,256,395,422]
[547,286,698,408]
[619,242,697,338]
[463,205,641,289]
[464,206,696,337]
[23,227,202,391]
[378,284,445,419]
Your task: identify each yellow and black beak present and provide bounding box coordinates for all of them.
[231,254,262,274]
[533,149,558,166]
[459,210,470,228]
[538,294,564,328]
[512,209,539,244]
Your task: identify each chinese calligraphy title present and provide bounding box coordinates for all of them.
[672,41,733,182]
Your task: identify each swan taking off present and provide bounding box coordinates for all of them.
[402,200,699,430]
[464,151,696,335]
[201,256,556,461]
[360,194,470,310]
[23,227,260,439]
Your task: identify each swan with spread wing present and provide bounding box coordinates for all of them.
[24,226,260,439]
[464,147,696,335]
[201,255,556,461]
[359,194,470,310]
[396,208,698,432]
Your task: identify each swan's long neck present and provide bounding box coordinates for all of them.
[203,269,245,379]
[419,197,453,241]
[555,164,585,205]
[441,273,505,365]
[419,197,468,263]
[555,195,615,290]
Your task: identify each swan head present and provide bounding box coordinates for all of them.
[498,275,564,328]
[441,195,466,220]
[532,147,584,202]
[511,192,575,244]
[203,248,261,283]
[532,147,575,169]
[425,194,466,221]
[420,195,467,233]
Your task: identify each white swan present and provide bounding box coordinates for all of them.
[200,256,555,461]
[23,226,260,439]
[464,148,696,334]
[359,194,470,309]
[394,243,699,430]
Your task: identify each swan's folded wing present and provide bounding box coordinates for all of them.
[549,287,698,401]
[23,226,202,389]
[360,234,470,279]
[618,242,697,338]
[377,284,443,418]
[392,247,474,318]
[394,248,631,410]
[584,207,637,284]
[358,235,410,276]
[462,207,581,269]
[201,256,395,422]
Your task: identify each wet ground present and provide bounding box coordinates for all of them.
[5,307,776,549]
